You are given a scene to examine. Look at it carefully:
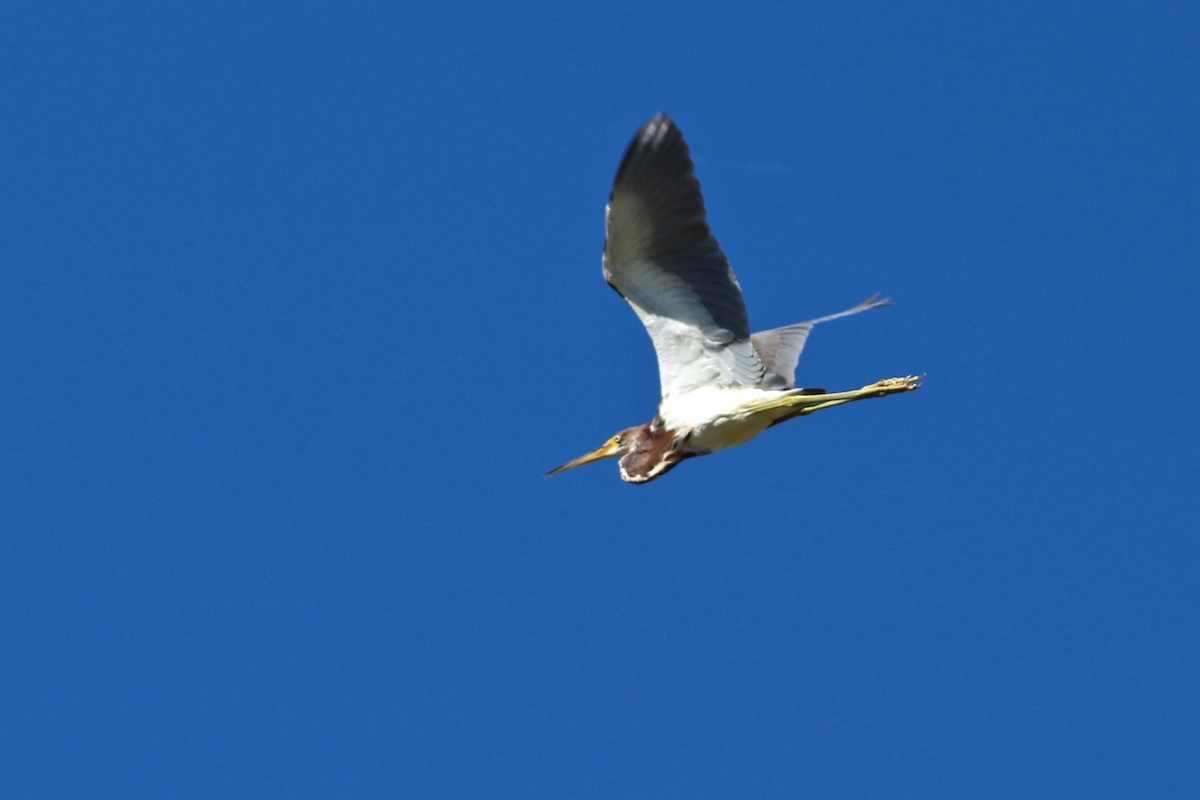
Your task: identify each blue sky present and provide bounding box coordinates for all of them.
[3,2,1198,797]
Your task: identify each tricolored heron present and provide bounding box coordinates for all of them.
[548,114,919,484]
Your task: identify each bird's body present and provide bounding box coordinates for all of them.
[661,385,794,451]
[547,114,919,484]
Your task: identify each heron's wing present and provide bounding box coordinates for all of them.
[751,294,892,388]
[750,323,815,389]
[603,114,765,401]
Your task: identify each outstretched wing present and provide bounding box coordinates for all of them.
[752,294,892,388]
[602,114,765,401]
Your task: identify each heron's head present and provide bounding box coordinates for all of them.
[545,425,643,477]
[546,422,684,484]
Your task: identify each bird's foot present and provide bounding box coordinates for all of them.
[863,375,922,394]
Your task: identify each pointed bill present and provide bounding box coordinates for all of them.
[545,440,622,476]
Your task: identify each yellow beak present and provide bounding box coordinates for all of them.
[545,440,621,476]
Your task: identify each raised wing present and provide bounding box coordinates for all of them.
[752,294,892,388]
[603,114,765,401]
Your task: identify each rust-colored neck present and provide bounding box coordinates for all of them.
[618,420,686,484]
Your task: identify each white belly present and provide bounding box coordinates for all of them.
[658,386,795,454]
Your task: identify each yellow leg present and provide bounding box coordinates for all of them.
[752,375,922,418]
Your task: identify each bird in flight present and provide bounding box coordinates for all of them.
[547,114,919,484]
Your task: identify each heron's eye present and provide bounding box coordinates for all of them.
[612,436,622,445]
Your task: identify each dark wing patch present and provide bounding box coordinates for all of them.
[603,115,765,397]
[604,114,751,340]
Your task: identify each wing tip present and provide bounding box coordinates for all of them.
[612,113,686,190]
[642,112,675,136]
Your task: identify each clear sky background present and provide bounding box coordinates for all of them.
[3,2,1198,797]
